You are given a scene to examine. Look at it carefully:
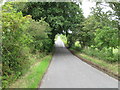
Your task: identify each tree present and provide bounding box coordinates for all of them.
[17,2,84,45]
[95,26,118,52]
[109,2,120,47]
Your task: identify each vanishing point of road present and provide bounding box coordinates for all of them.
[40,37,118,88]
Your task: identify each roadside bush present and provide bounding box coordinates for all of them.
[2,2,53,88]
[42,39,53,52]
[82,47,118,63]
[2,3,32,88]
[28,19,52,53]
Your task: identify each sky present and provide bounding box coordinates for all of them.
[81,1,114,18]
[81,1,96,18]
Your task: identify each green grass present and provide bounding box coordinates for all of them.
[9,55,52,88]
[70,49,118,75]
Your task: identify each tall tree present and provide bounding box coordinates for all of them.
[18,2,84,44]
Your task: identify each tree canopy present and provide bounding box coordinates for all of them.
[18,2,84,43]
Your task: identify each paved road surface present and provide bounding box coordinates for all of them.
[40,37,118,88]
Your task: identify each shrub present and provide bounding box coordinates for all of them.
[82,47,118,63]
[2,2,53,88]
[2,2,32,88]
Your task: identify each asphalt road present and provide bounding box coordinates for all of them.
[40,37,118,88]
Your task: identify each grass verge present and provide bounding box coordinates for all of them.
[69,48,119,80]
[9,55,52,88]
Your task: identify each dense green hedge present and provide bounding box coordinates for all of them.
[2,2,53,88]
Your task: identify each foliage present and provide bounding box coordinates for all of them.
[19,2,84,44]
[64,3,119,62]
[2,1,119,88]
[59,34,67,45]
[109,2,120,20]
[2,2,52,88]
[28,19,53,53]
[82,47,118,63]
[2,3,31,87]
[94,26,118,50]
[2,2,84,88]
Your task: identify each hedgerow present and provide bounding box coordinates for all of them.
[2,2,52,88]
